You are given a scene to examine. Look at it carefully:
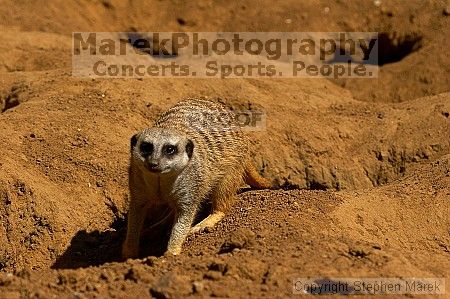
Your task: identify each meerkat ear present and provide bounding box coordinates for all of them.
[130,133,139,151]
[185,139,194,158]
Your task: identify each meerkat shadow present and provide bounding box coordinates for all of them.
[51,217,126,269]
[52,214,173,269]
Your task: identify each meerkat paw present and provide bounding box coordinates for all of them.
[166,245,182,256]
[190,211,225,234]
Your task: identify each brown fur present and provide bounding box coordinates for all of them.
[122,98,271,258]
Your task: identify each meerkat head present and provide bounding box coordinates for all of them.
[130,128,194,175]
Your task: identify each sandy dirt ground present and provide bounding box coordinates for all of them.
[0,0,449,298]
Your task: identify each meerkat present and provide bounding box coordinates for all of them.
[122,98,271,258]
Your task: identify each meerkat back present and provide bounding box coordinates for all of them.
[155,98,250,178]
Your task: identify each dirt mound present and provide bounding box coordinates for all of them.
[1,156,448,298]
[0,0,449,298]
[0,28,71,73]
[1,0,449,102]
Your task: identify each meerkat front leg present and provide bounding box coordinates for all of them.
[191,174,239,234]
[122,200,148,259]
[166,204,197,255]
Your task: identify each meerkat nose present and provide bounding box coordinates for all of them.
[146,162,161,173]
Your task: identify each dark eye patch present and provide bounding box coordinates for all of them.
[185,139,194,159]
[163,144,178,156]
[130,134,138,152]
[140,141,154,157]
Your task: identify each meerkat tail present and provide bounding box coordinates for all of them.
[243,160,272,189]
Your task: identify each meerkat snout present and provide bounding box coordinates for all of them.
[131,129,194,174]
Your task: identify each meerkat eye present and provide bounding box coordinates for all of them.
[164,144,178,156]
[140,142,154,156]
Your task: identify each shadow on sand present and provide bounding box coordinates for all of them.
[52,216,171,269]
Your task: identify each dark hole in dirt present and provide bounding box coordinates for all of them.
[442,111,449,118]
[275,180,300,191]
[100,0,113,9]
[348,248,369,258]
[218,242,239,254]
[1,87,21,113]
[308,181,328,191]
[208,261,228,274]
[176,17,196,27]
[361,32,423,66]
[150,288,167,299]
[126,32,178,58]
